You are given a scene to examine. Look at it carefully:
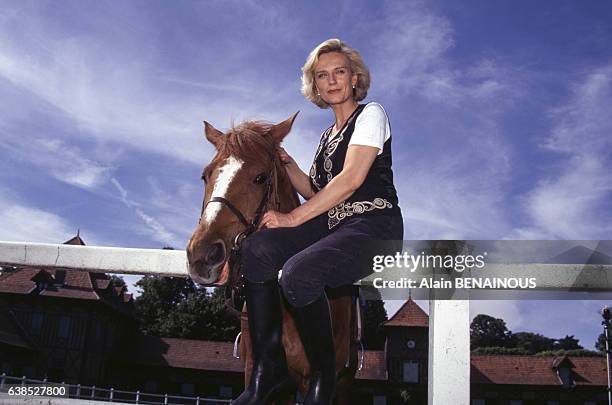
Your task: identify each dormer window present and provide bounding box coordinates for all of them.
[53,270,66,286]
[32,270,54,292]
[552,356,575,388]
[35,282,48,292]
[556,366,573,388]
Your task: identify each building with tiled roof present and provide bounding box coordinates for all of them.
[109,335,246,399]
[384,298,429,328]
[0,233,135,385]
[106,297,609,404]
[0,233,133,308]
[371,298,608,404]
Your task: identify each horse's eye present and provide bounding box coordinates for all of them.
[254,174,268,185]
[201,174,208,184]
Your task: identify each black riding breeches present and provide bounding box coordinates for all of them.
[240,213,403,307]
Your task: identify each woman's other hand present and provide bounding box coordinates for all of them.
[277,147,295,166]
[276,146,315,200]
[260,210,297,228]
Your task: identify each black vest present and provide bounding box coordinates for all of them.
[309,103,400,229]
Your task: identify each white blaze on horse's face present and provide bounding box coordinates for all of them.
[203,155,244,226]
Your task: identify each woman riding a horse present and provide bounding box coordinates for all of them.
[234,38,404,405]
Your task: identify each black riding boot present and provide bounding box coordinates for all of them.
[232,278,290,405]
[292,293,336,405]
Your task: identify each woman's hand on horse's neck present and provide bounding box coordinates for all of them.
[282,158,315,200]
[287,144,379,227]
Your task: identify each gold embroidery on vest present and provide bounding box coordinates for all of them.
[327,197,393,229]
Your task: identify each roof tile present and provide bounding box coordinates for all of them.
[384,299,429,327]
[471,354,607,386]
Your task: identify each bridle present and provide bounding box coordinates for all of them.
[199,156,280,241]
[198,157,280,316]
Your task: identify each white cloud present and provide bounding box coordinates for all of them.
[397,156,512,239]
[0,136,112,189]
[367,2,516,106]
[368,1,454,94]
[515,63,612,239]
[359,1,518,239]
[0,3,305,166]
[0,188,90,244]
[111,178,181,247]
[0,204,74,244]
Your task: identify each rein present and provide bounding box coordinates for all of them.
[199,157,280,317]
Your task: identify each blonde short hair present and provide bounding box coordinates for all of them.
[301,39,370,109]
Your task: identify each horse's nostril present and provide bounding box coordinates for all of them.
[204,242,225,266]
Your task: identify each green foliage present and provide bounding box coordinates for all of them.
[513,332,556,354]
[471,346,602,357]
[470,314,515,350]
[134,276,240,341]
[555,334,582,350]
[534,349,603,357]
[360,286,388,350]
[471,346,530,355]
[596,332,608,352]
[110,275,126,287]
[471,314,586,354]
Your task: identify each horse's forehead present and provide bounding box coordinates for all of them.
[221,154,243,171]
[203,155,245,225]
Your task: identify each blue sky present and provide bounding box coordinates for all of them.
[1,0,611,349]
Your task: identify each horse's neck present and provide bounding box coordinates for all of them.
[275,161,301,212]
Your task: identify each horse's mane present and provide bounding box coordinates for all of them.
[206,119,300,210]
[218,120,276,163]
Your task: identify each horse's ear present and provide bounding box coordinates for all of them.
[203,121,224,149]
[269,111,299,143]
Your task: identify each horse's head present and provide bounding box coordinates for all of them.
[186,112,299,285]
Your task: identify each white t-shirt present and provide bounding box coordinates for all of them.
[328,102,391,156]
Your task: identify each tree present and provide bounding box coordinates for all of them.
[596,332,608,353]
[472,347,530,355]
[535,349,602,357]
[134,276,240,341]
[360,286,388,350]
[555,334,582,351]
[186,287,242,341]
[513,332,556,354]
[470,314,514,350]
[471,314,587,355]
[110,275,126,287]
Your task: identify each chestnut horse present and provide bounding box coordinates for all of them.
[186,113,358,404]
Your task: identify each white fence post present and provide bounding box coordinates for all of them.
[428,300,470,405]
[426,241,471,405]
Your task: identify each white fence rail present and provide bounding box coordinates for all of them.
[0,241,188,277]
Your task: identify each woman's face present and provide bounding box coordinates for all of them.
[314,51,358,107]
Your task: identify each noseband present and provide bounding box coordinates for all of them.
[198,158,280,316]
